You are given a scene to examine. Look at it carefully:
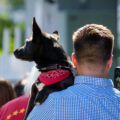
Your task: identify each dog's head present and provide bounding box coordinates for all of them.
[14,17,73,69]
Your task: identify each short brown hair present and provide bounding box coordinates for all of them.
[73,24,114,65]
[0,78,16,107]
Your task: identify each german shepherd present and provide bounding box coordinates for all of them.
[14,17,74,119]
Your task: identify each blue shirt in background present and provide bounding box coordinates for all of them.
[27,76,120,120]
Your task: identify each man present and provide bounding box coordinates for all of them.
[27,24,120,120]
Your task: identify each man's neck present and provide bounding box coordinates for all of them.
[76,63,108,78]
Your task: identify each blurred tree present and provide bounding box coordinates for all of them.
[0,14,15,54]
[0,14,25,54]
[0,0,25,54]
[7,0,24,9]
[0,0,8,5]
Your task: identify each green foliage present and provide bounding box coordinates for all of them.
[0,14,14,54]
[9,26,15,54]
[0,14,25,54]
[0,0,8,5]
[7,0,24,9]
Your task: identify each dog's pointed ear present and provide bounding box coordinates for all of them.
[32,17,42,40]
[53,30,59,35]
[52,30,60,41]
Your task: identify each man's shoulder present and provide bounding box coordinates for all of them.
[49,84,120,101]
[50,87,73,98]
[49,85,84,99]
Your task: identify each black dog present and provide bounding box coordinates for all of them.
[14,17,74,119]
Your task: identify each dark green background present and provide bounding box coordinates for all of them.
[57,0,117,80]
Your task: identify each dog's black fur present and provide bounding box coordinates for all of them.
[14,17,74,119]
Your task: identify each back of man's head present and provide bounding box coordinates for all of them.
[73,24,114,66]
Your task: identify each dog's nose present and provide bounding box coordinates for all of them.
[14,49,18,56]
[14,49,21,57]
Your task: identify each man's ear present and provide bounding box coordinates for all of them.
[72,53,77,67]
[107,54,113,69]
[32,17,42,41]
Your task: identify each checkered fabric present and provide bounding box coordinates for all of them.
[27,76,120,120]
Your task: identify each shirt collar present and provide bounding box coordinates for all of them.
[74,75,113,87]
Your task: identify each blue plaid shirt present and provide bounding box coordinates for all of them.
[27,76,120,120]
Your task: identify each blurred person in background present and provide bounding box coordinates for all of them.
[0,78,16,108]
[14,72,30,97]
[0,66,40,120]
